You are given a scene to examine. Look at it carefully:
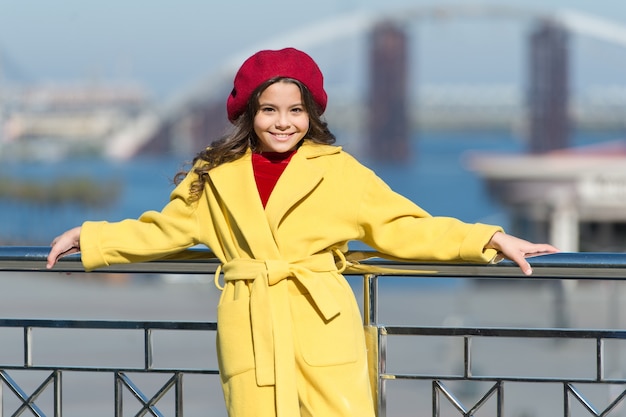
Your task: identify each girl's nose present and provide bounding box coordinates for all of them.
[275,112,290,128]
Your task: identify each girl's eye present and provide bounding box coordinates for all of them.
[291,107,304,113]
[261,107,275,113]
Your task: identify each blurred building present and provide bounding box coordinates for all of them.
[528,21,570,153]
[0,82,152,160]
[467,141,626,252]
[466,20,626,252]
[367,21,410,162]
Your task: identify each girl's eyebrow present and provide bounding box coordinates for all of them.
[258,102,304,107]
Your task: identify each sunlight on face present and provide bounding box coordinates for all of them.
[253,81,309,153]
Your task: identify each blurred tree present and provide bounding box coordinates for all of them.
[0,177,120,208]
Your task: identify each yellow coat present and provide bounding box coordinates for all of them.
[79,140,502,416]
[80,140,500,269]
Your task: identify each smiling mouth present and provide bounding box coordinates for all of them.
[272,133,293,139]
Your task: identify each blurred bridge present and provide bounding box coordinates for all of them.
[74,5,626,161]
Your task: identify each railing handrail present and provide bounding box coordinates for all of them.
[3,246,626,279]
[0,318,216,330]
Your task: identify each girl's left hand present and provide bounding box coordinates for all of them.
[486,231,560,276]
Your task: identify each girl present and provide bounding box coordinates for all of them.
[47,47,558,417]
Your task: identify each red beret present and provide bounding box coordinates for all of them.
[226,47,327,123]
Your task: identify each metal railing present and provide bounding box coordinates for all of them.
[1,247,626,416]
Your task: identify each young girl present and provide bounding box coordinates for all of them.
[47,47,558,417]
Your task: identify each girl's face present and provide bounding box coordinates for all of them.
[253,81,309,153]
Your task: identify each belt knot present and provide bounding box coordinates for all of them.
[264,259,292,285]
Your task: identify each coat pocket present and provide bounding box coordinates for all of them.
[291,291,359,367]
[216,298,255,379]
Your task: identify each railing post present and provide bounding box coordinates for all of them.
[23,327,32,367]
[145,328,153,370]
[364,273,383,416]
[378,326,388,417]
[363,273,378,327]
[597,338,604,381]
[115,371,123,417]
[54,370,62,417]
[176,372,184,417]
[464,336,472,378]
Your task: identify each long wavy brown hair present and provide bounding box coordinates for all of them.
[174,77,336,201]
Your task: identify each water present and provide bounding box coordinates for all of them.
[0,156,183,244]
[0,130,621,245]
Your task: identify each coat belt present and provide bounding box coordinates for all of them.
[219,252,342,416]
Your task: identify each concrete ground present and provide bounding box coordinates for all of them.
[1,271,625,417]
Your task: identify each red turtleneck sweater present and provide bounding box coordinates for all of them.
[252,150,296,207]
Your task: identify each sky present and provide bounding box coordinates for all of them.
[1,0,626,102]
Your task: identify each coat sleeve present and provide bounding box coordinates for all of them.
[79,169,203,271]
[354,166,502,263]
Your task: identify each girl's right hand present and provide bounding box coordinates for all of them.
[46,226,82,269]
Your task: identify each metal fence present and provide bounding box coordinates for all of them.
[1,247,626,416]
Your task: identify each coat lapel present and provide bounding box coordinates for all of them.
[265,142,340,233]
[264,150,324,233]
[208,151,280,257]
[207,142,341,258]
